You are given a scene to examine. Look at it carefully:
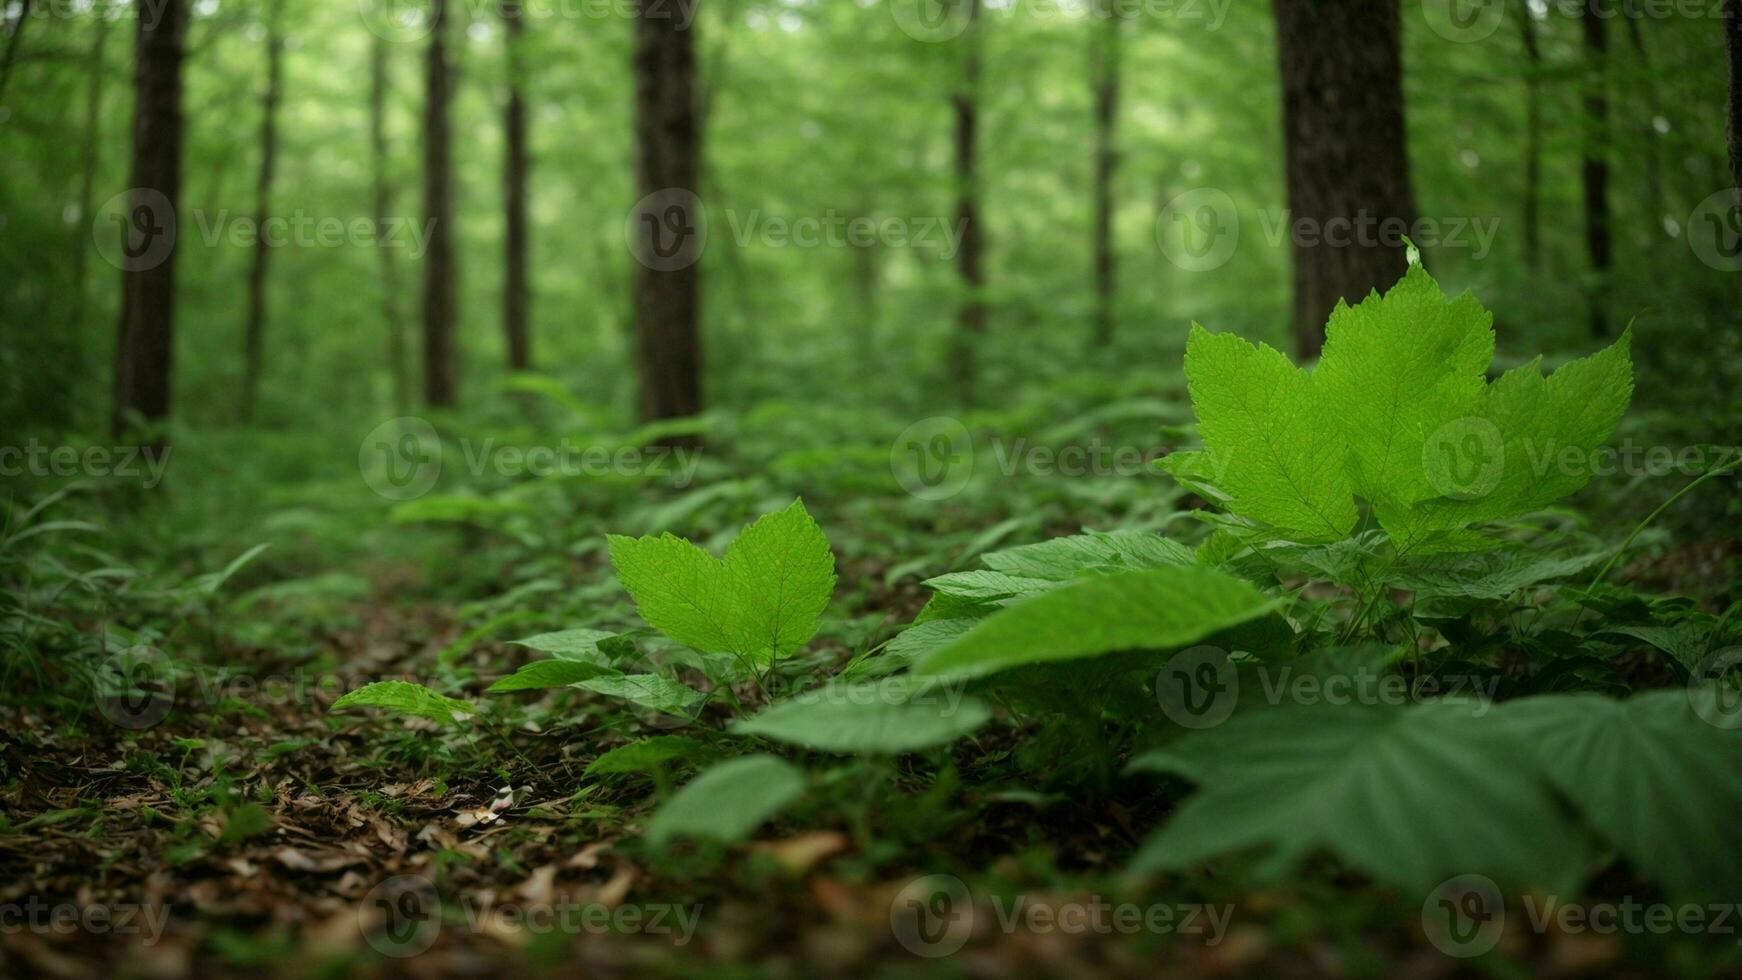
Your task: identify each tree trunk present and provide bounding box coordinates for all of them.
[1090,0,1121,348]
[1724,0,1742,205]
[72,2,112,330]
[950,0,986,402]
[1272,0,1417,358]
[1519,5,1543,271]
[422,0,458,407]
[1581,0,1611,337]
[111,0,187,440]
[0,0,33,104]
[631,0,703,424]
[503,0,531,371]
[371,34,410,414]
[239,0,284,423]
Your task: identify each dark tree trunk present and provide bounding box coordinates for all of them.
[239,0,284,422]
[72,2,112,329]
[950,0,986,403]
[1623,13,1664,230]
[1272,0,1417,358]
[503,1,531,371]
[1090,0,1121,348]
[371,34,410,414]
[111,0,187,439]
[631,0,703,424]
[1724,0,1742,204]
[1520,5,1543,271]
[422,0,458,407]
[0,0,33,103]
[1581,0,1611,337]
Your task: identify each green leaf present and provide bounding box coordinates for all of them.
[1172,323,1358,542]
[510,628,620,664]
[1491,690,1742,899]
[980,530,1193,581]
[487,659,621,692]
[608,499,836,666]
[733,678,992,753]
[915,566,1283,679]
[922,570,1054,601]
[1130,700,1591,895]
[331,681,475,725]
[577,673,706,716]
[585,736,718,777]
[645,754,805,847]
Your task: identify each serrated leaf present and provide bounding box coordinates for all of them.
[577,674,706,716]
[608,499,835,668]
[733,678,992,753]
[645,754,805,847]
[922,570,1054,601]
[915,566,1282,679]
[487,659,621,692]
[1130,700,1591,895]
[510,628,619,664]
[981,530,1193,581]
[331,681,475,725]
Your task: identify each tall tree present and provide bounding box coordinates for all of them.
[112,0,188,438]
[630,0,703,424]
[502,0,531,371]
[371,34,410,414]
[1271,0,1417,358]
[1519,4,1544,272]
[1581,0,1611,337]
[239,0,285,422]
[1090,0,1122,348]
[949,0,987,402]
[422,0,458,407]
[0,0,33,104]
[72,1,113,330]
[1724,0,1742,204]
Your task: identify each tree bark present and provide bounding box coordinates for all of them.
[1090,0,1121,348]
[422,0,458,407]
[111,0,187,439]
[72,2,112,330]
[371,34,410,414]
[1272,0,1417,358]
[0,0,33,104]
[1724,0,1742,204]
[1519,5,1543,272]
[503,0,531,371]
[631,0,703,424]
[1581,0,1611,337]
[950,0,986,402]
[239,0,284,422]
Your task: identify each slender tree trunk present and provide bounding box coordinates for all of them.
[1272,0,1417,358]
[371,34,410,414]
[72,2,111,329]
[239,0,284,422]
[502,0,531,371]
[0,0,33,104]
[1581,0,1611,337]
[1520,5,1543,272]
[1090,0,1121,348]
[950,0,986,402]
[111,0,187,440]
[1723,0,1742,205]
[422,0,457,406]
[1623,12,1665,234]
[631,0,703,424]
